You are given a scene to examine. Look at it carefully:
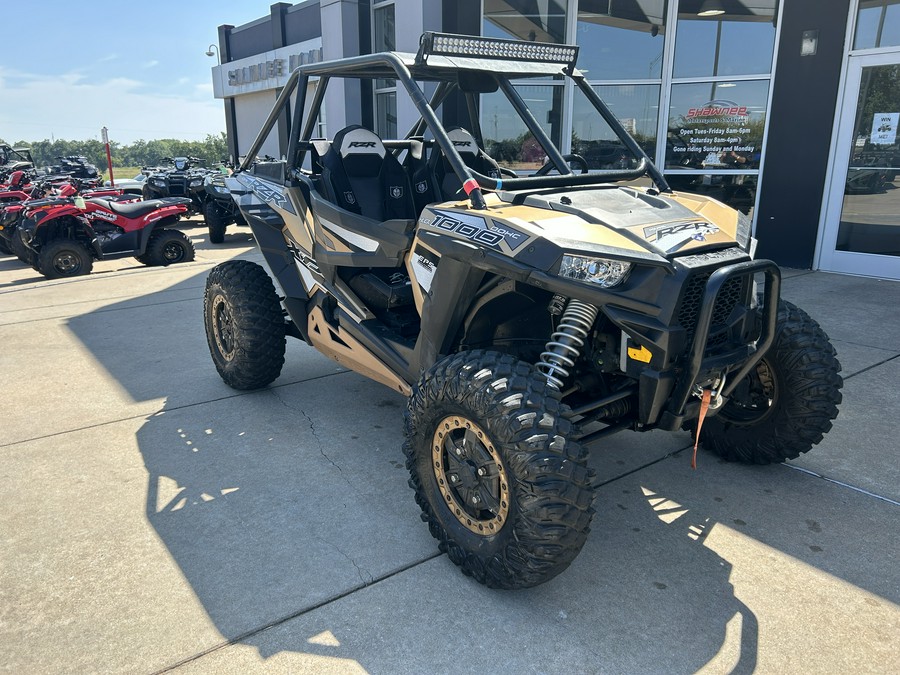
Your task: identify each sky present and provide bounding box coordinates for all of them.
[0,2,272,146]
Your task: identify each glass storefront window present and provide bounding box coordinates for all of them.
[674,1,777,78]
[373,2,396,137]
[665,173,758,215]
[482,85,564,170]
[576,0,668,80]
[854,0,900,50]
[376,91,397,139]
[665,79,769,170]
[572,84,659,166]
[483,0,568,43]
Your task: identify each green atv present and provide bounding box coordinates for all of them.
[202,32,842,589]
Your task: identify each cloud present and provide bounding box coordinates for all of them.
[0,67,225,144]
[142,60,160,69]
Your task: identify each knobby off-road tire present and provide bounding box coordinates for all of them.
[204,260,286,390]
[205,202,227,244]
[38,239,93,279]
[11,233,36,267]
[404,350,595,589]
[701,300,842,464]
[144,229,195,266]
[0,237,11,255]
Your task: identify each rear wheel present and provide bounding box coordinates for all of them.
[701,300,842,464]
[144,229,195,266]
[37,239,93,279]
[204,260,286,390]
[205,201,227,244]
[0,237,10,255]
[404,350,595,589]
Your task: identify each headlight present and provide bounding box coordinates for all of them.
[150,179,164,186]
[558,254,632,288]
[190,178,203,187]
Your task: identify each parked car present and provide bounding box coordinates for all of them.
[104,173,147,196]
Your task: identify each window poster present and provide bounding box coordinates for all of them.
[870,112,899,145]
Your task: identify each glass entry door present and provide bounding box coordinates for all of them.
[820,52,900,279]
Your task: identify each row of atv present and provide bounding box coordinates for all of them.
[140,156,245,243]
[0,171,194,279]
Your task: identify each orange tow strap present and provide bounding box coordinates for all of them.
[691,389,712,470]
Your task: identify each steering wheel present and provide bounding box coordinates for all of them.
[532,154,590,177]
[498,167,518,179]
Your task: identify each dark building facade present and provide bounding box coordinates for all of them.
[211,1,900,280]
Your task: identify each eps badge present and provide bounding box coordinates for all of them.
[390,185,404,199]
[344,191,356,205]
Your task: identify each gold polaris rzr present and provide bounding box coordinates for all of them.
[203,32,842,589]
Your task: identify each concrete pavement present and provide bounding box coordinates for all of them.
[1,218,897,673]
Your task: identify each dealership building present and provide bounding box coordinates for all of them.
[210,0,900,280]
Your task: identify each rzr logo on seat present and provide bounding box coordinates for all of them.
[348,141,377,148]
[452,140,472,147]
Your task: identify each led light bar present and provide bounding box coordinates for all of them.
[418,32,578,67]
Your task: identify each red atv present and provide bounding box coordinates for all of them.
[0,178,126,259]
[17,195,195,279]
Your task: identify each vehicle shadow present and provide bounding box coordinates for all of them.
[60,267,896,672]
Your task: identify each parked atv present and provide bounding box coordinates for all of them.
[142,157,211,215]
[43,155,101,183]
[202,171,245,243]
[202,33,842,589]
[18,194,194,279]
[0,179,128,259]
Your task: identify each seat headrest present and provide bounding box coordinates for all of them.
[333,125,386,159]
[446,128,479,156]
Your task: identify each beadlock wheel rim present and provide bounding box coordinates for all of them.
[211,293,236,361]
[432,415,510,535]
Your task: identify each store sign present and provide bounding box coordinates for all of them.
[212,41,323,98]
[871,112,899,145]
[227,50,322,86]
[672,99,758,169]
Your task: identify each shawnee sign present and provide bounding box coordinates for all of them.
[211,42,323,98]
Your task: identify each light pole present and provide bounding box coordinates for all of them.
[205,44,220,64]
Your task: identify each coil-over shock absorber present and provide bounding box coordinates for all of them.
[537,297,599,390]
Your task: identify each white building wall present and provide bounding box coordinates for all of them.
[233,91,281,159]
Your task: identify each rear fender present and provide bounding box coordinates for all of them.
[135,213,183,254]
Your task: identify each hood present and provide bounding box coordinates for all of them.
[493,185,748,260]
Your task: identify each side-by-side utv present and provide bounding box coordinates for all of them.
[202,32,842,589]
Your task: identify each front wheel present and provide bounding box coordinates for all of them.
[37,239,94,279]
[404,350,595,589]
[204,260,286,390]
[11,232,37,267]
[205,201,227,244]
[144,229,195,266]
[701,300,842,464]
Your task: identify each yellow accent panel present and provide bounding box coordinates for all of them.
[667,191,740,239]
[628,344,653,363]
[487,204,649,252]
[308,307,411,395]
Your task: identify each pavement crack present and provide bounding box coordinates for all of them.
[316,536,375,586]
[267,389,353,488]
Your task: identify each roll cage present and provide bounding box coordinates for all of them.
[239,31,671,210]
